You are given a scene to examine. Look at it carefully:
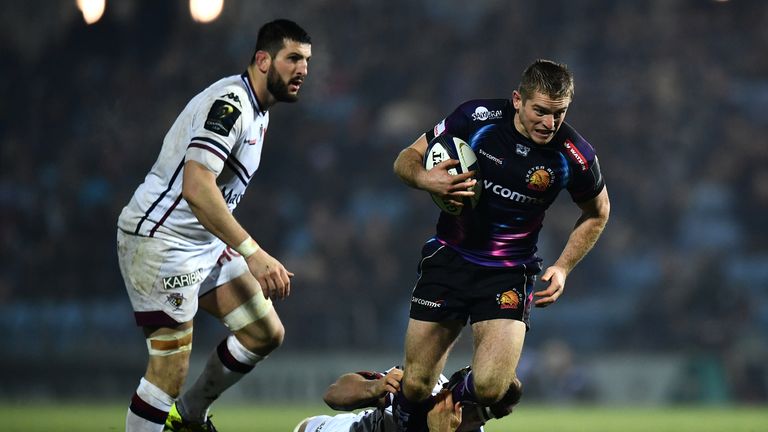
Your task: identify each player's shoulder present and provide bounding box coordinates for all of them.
[200,74,251,112]
[553,122,598,167]
[455,98,512,122]
[554,122,590,147]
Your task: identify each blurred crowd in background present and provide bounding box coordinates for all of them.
[1,0,766,403]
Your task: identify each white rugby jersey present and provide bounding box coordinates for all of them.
[307,369,462,432]
[118,73,268,244]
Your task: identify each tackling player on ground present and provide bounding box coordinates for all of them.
[116,19,311,432]
[391,59,610,431]
[295,366,517,432]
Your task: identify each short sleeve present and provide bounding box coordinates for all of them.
[566,142,605,203]
[186,92,245,175]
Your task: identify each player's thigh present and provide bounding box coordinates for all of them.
[117,230,223,325]
[470,319,526,391]
[403,319,463,386]
[198,248,261,316]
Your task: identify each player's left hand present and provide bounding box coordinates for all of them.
[427,390,462,432]
[534,265,567,307]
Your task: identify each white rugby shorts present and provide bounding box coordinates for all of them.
[117,229,250,326]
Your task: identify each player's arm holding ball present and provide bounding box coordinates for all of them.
[394,133,477,208]
[182,160,293,300]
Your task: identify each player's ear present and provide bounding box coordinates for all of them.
[512,90,523,110]
[254,50,271,74]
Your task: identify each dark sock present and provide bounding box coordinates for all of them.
[451,370,479,404]
[392,391,433,432]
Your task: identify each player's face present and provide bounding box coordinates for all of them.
[267,39,311,103]
[512,90,570,145]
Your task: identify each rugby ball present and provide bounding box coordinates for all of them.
[424,134,481,215]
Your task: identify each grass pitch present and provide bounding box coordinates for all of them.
[1,402,766,432]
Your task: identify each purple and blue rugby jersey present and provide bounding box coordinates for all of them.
[425,98,605,268]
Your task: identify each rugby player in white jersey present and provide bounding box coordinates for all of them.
[295,366,518,432]
[116,19,311,432]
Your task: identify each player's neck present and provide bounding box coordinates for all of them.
[512,114,532,142]
[246,65,273,112]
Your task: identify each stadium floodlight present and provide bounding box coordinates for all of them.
[76,0,105,25]
[190,0,224,23]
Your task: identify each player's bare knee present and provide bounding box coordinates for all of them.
[403,373,435,401]
[144,326,194,397]
[236,321,284,355]
[260,323,285,352]
[223,292,282,354]
[472,374,510,405]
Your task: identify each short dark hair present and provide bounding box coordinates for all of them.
[252,19,311,61]
[519,59,574,101]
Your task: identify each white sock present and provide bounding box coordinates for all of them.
[126,377,174,432]
[178,335,265,422]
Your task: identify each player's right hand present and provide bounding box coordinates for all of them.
[245,249,294,300]
[420,159,477,206]
[377,368,403,396]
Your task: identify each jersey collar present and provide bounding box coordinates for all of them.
[240,72,267,115]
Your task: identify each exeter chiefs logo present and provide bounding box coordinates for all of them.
[526,166,555,192]
[497,289,521,310]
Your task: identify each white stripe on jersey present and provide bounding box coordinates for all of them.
[118,74,269,244]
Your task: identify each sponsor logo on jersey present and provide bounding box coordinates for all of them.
[411,296,444,308]
[563,139,588,171]
[220,92,242,106]
[526,166,555,192]
[163,269,204,290]
[478,148,504,166]
[471,106,503,121]
[484,180,545,205]
[247,124,266,145]
[221,187,244,206]
[205,100,242,137]
[165,293,186,311]
[516,143,530,157]
[497,289,521,309]
[433,119,446,137]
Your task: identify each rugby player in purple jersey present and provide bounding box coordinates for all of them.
[391,59,610,431]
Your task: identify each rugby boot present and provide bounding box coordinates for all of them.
[164,403,218,432]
